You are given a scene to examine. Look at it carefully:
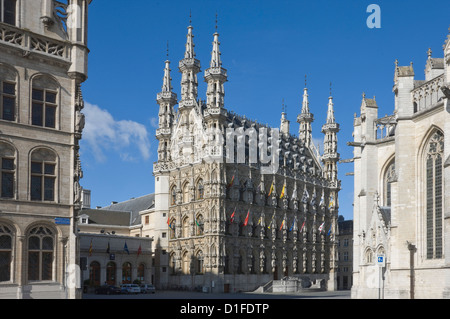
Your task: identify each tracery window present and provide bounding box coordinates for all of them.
[170,186,176,206]
[196,179,204,200]
[195,214,204,236]
[384,160,395,207]
[195,251,204,274]
[0,224,13,282]
[28,226,54,281]
[425,131,444,259]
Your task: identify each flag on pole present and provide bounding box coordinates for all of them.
[227,175,235,188]
[106,241,110,254]
[124,242,129,255]
[279,218,285,231]
[137,244,142,257]
[329,195,335,208]
[89,239,93,257]
[230,207,236,223]
[244,210,250,226]
[318,222,325,233]
[289,217,296,232]
[195,215,200,227]
[268,182,274,196]
[280,184,286,199]
[327,226,332,236]
[300,219,306,233]
[267,213,275,229]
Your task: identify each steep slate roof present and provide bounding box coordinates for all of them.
[81,209,131,226]
[101,193,155,226]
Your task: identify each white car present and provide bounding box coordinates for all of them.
[120,284,140,294]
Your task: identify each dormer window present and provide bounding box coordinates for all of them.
[0,0,16,26]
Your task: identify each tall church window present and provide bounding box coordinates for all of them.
[425,131,444,259]
[28,226,54,281]
[196,179,204,200]
[384,160,395,207]
[0,0,16,26]
[0,224,13,282]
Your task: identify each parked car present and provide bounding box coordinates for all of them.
[94,285,121,295]
[120,284,140,294]
[140,284,156,294]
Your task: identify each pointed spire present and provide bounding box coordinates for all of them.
[301,79,310,114]
[205,13,228,110]
[210,33,222,68]
[179,17,201,105]
[185,24,196,59]
[297,75,314,146]
[326,85,335,124]
[162,60,173,93]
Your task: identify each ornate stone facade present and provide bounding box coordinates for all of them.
[351,28,450,299]
[153,22,341,292]
[0,0,91,299]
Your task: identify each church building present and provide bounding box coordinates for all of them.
[351,28,450,298]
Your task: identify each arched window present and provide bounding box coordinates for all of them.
[0,64,17,121]
[365,249,373,264]
[0,142,15,199]
[182,252,190,275]
[106,262,116,286]
[122,262,132,284]
[31,75,59,129]
[30,148,57,202]
[28,225,54,281]
[425,131,444,259]
[89,261,100,286]
[195,214,204,236]
[182,217,190,238]
[170,186,177,206]
[384,160,395,207]
[182,182,190,203]
[0,223,13,282]
[0,0,16,26]
[169,253,176,275]
[169,218,176,239]
[195,251,204,274]
[196,179,204,200]
[137,263,145,282]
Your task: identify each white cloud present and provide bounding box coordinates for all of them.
[82,102,151,162]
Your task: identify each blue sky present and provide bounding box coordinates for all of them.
[80,0,450,221]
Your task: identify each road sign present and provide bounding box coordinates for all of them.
[377,254,385,267]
